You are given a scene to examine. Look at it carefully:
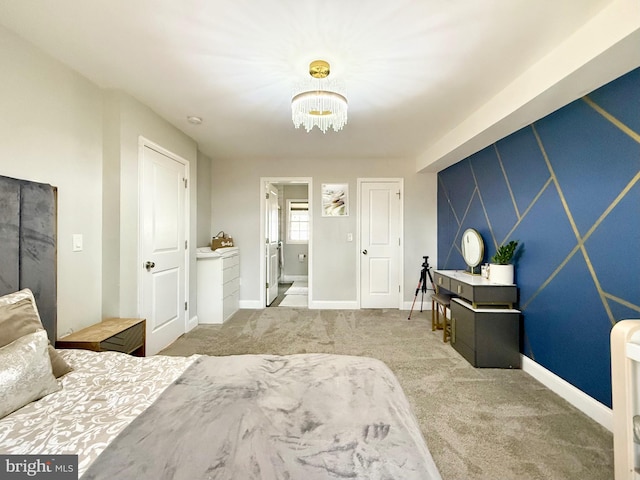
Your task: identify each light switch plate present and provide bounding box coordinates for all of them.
[72,234,83,252]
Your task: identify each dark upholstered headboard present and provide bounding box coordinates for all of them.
[0,175,57,342]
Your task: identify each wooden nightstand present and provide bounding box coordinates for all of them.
[56,318,146,357]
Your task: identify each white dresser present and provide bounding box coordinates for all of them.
[196,246,240,324]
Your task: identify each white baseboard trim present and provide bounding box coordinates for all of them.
[239,300,263,309]
[521,355,612,431]
[186,315,198,332]
[309,300,358,310]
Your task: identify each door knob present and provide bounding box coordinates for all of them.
[362,249,368,255]
[145,261,155,271]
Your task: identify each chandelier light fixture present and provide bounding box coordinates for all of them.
[292,60,348,133]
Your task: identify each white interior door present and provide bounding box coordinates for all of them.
[360,180,401,308]
[141,145,187,354]
[266,183,279,306]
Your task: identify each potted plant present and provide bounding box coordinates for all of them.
[489,240,519,285]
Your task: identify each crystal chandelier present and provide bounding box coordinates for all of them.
[292,60,348,133]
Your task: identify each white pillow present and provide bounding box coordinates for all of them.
[0,288,72,378]
[0,330,61,419]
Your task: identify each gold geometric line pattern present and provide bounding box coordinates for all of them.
[532,124,583,246]
[521,97,640,320]
[493,143,521,220]
[581,94,640,319]
[499,175,554,247]
[521,241,581,311]
[470,161,497,249]
[583,95,640,144]
[488,142,558,247]
[446,138,553,263]
[442,93,639,322]
[438,174,462,268]
[450,185,481,261]
[580,243,616,326]
[440,82,640,377]
[603,292,640,314]
[581,171,640,242]
[527,124,611,319]
[445,143,545,259]
[437,174,461,228]
[520,171,640,314]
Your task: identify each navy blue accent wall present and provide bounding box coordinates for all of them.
[437,67,640,407]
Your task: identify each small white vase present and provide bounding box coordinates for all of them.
[489,264,514,285]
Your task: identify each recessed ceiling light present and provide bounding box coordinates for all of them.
[187,116,202,125]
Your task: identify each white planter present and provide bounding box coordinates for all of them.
[489,264,514,285]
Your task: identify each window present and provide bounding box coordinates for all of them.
[287,199,309,243]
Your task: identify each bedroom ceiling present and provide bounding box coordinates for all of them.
[0,0,630,168]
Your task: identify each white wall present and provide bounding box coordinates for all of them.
[211,156,437,307]
[0,25,200,336]
[110,92,198,318]
[0,26,103,337]
[197,151,212,248]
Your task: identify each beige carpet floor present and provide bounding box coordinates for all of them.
[159,307,613,480]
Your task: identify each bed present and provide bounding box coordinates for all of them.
[0,175,442,479]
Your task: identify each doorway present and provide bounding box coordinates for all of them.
[259,178,312,308]
[265,182,279,306]
[358,178,403,309]
[139,139,189,355]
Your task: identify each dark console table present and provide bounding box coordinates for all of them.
[434,270,521,368]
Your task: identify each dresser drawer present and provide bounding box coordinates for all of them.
[222,254,239,269]
[473,285,518,307]
[449,278,468,298]
[223,291,239,321]
[223,263,239,283]
[434,272,451,292]
[223,277,239,297]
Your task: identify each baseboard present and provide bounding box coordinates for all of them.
[239,300,263,309]
[521,355,612,431]
[187,315,198,332]
[309,300,358,310]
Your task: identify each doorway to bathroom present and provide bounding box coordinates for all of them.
[259,177,312,308]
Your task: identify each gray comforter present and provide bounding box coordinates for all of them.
[82,353,441,480]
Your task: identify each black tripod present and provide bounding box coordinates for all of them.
[408,256,434,320]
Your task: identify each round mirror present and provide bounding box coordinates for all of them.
[461,228,484,268]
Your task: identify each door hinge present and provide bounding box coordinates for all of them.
[266,282,269,289]
[185,240,188,250]
[183,178,188,188]
[398,238,401,246]
[399,285,401,293]
[396,190,401,199]
[265,192,269,200]
[184,301,188,311]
